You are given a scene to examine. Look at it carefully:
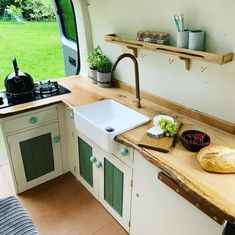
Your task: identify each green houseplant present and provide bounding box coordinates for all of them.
[97,55,112,88]
[87,46,102,84]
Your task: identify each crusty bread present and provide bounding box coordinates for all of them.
[197,145,235,173]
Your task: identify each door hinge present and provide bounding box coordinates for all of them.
[130,180,133,187]
[72,132,75,138]
[74,166,77,172]
[128,221,131,228]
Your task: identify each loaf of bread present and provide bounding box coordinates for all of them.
[197,145,235,173]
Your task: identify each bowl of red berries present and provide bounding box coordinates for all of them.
[180,130,210,152]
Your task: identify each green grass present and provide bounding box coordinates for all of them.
[0,21,64,89]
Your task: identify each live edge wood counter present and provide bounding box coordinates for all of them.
[1,75,235,224]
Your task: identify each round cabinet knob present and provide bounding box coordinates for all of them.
[53,135,61,143]
[95,160,102,168]
[29,116,38,124]
[90,156,97,163]
[70,112,74,119]
[120,148,128,156]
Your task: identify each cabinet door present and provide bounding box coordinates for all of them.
[76,133,99,199]
[130,150,223,235]
[8,122,63,193]
[98,148,132,232]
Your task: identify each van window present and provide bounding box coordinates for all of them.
[55,0,77,41]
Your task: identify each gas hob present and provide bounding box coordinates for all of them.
[0,80,70,109]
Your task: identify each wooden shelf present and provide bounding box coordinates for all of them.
[105,34,233,71]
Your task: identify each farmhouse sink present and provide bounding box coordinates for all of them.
[74,99,150,152]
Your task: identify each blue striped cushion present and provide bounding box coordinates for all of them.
[0,196,39,235]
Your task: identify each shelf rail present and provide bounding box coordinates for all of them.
[105,34,233,70]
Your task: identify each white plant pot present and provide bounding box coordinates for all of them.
[88,67,97,84]
[97,72,111,88]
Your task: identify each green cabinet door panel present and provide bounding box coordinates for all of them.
[78,137,93,187]
[113,167,124,215]
[104,158,124,216]
[20,133,55,182]
[104,159,114,206]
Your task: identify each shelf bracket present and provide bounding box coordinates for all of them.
[179,57,191,71]
[127,46,137,57]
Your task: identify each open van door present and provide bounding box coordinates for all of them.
[53,0,80,76]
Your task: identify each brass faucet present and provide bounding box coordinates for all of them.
[112,53,141,108]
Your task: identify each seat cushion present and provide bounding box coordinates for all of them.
[0,196,39,235]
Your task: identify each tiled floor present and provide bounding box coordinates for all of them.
[0,163,128,235]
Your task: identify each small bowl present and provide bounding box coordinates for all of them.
[180,130,210,152]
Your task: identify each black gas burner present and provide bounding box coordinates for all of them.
[0,80,71,109]
[34,80,60,97]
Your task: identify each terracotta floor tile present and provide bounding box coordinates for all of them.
[54,188,94,214]
[34,208,83,235]
[19,175,94,220]
[19,194,61,220]
[93,220,128,235]
[67,199,115,235]
[0,168,126,235]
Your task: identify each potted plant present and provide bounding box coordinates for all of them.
[87,46,102,84]
[97,55,112,88]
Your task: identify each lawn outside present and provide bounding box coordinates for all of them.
[0,21,64,89]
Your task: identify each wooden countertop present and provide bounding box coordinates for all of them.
[1,75,235,223]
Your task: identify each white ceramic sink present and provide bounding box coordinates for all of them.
[74,99,150,152]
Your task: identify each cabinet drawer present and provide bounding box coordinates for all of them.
[113,143,133,167]
[4,108,58,133]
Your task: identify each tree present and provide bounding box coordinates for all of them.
[1,0,55,21]
[22,0,55,21]
[3,5,23,21]
[0,0,17,17]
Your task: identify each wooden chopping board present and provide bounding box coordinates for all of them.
[138,119,182,153]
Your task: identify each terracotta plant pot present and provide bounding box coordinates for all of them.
[88,67,97,84]
[97,72,111,88]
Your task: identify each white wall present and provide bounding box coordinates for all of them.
[87,0,235,123]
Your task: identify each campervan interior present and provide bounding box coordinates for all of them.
[0,0,234,234]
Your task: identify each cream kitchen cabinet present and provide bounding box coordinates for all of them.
[98,147,132,231]
[76,132,99,199]
[1,105,65,194]
[130,150,224,235]
[75,131,133,231]
[65,109,78,177]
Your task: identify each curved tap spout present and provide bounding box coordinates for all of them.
[112,53,141,108]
